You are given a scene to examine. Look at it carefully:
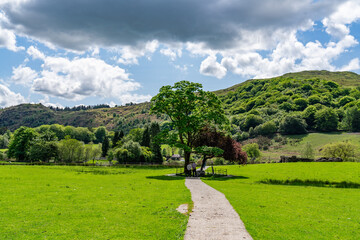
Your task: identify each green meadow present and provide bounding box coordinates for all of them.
[0,166,190,240]
[204,163,360,240]
[261,132,360,161]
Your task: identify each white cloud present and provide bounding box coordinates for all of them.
[27,46,45,60]
[26,49,150,103]
[322,1,360,39]
[0,12,23,51]
[118,93,152,104]
[117,40,159,65]
[11,65,38,85]
[160,45,182,61]
[199,55,227,79]
[340,58,360,71]
[0,83,26,107]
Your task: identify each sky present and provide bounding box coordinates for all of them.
[0,0,360,108]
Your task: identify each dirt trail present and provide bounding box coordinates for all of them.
[184,178,253,240]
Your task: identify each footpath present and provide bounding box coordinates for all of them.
[184,178,253,240]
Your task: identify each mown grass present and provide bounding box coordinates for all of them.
[0,166,190,240]
[203,162,360,240]
[261,132,360,161]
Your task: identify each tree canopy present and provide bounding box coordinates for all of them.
[150,81,228,171]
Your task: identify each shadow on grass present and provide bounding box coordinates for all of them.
[146,175,186,181]
[201,175,249,181]
[260,178,360,189]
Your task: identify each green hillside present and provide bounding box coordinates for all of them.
[1,70,360,132]
[0,102,163,133]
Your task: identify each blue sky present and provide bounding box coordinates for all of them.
[0,0,359,108]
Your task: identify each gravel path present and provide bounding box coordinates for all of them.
[184,178,253,240]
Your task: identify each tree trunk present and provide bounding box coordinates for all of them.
[200,155,207,171]
[184,151,191,174]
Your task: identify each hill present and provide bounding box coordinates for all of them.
[1,70,360,132]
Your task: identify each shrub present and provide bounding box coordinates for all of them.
[302,106,317,129]
[279,102,295,112]
[243,143,261,160]
[338,96,355,107]
[294,98,308,111]
[254,121,277,136]
[321,142,355,161]
[301,142,315,160]
[315,107,338,132]
[256,136,272,150]
[279,115,307,134]
[308,95,321,105]
[241,114,264,131]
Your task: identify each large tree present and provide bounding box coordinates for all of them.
[7,126,37,161]
[150,81,227,173]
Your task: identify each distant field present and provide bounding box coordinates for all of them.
[204,163,360,240]
[0,166,190,239]
[259,132,360,161]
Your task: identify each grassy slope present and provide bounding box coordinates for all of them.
[258,132,360,161]
[203,163,360,240]
[0,166,190,240]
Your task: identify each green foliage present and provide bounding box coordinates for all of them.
[101,136,110,157]
[120,140,142,162]
[150,81,227,168]
[302,106,317,129]
[321,142,355,161]
[29,140,58,162]
[57,137,85,163]
[243,143,261,159]
[254,121,277,136]
[301,142,315,160]
[279,115,307,134]
[7,126,38,161]
[242,114,263,131]
[342,106,360,131]
[95,127,107,144]
[140,126,151,147]
[338,96,355,106]
[315,107,338,132]
[294,98,308,111]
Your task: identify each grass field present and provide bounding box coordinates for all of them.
[203,163,360,240]
[260,132,360,161]
[0,166,190,240]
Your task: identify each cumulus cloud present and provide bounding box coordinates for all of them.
[1,0,340,51]
[11,65,38,85]
[27,45,45,60]
[200,55,227,79]
[25,47,150,103]
[0,83,26,107]
[0,12,23,51]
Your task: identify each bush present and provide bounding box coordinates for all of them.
[243,143,261,160]
[254,121,277,136]
[308,95,321,105]
[302,105,317,129]
[321,142,355,161]
[301,142,315,160]
[279,115,307,134]
[315,107,338,132]
[338,96,355,107]
[256,136,272,150]
[279,102,295,112]
[241,114,263,131]
[294,98,308,111]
